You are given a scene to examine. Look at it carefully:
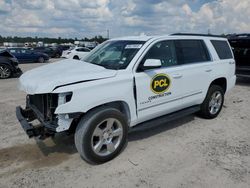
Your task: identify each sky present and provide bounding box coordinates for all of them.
[0,0,249,38]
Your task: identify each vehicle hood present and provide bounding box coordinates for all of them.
[18,59,117,94]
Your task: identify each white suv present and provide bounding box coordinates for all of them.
[16,34,236,164]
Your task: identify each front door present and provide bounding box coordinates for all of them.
[134,40,184,123]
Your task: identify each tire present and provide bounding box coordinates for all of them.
[75,107,128,164]
[55,53,60,58]
[38,57,45,63]
[73,56,79,60]
[199,85,224,119]
[0,64,12,79]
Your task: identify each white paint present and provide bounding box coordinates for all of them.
[19,35,236,132]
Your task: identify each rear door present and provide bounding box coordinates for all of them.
[174,39,213,106]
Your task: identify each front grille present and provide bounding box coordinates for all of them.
[27,94,58,122]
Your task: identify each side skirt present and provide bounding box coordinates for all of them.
[129,105,200,133]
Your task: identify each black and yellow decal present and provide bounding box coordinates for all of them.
[150,73,171,94]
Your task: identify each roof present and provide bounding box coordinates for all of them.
[111,33,227,42]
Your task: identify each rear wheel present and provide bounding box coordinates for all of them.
[38,57,45,63]
[73,56,79,60]
[0,64,12,79]
[199,85,224,119]
[75,107,128,164]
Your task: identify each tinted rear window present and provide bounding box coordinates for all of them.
[175,40,211,64]
[211,40,233,59]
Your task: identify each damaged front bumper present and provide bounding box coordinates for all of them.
[16,106,57,138]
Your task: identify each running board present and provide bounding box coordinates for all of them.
[129,105,200,133]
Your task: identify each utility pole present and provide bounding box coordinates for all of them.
[107,29,109,39]
[208,28,211,35]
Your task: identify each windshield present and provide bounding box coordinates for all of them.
[82,40,145,70]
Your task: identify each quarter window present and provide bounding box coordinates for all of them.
[174,40,211,64]
[211,40,233,59]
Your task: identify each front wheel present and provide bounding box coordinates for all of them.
[75,107,128,164]
[199,85,224,119]
[0,64,12,79]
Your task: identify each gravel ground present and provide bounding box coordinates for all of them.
[0,59,250,188]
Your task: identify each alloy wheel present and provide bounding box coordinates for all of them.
[91,118,123,156]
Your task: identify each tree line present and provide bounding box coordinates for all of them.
[0,35,108,44]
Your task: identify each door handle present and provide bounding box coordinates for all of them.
[229,61,235,64]
[172,74,183,79]
[205,69,212,72]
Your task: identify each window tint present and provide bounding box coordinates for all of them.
[10,49,16,53]
[21,49,27,53]
[76,48,90,52]
[142,40,177,67]
[211,40,233,59]
[83,40,145,70]
[175,40,211,64]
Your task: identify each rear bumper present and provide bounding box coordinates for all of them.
[227,75,236,92]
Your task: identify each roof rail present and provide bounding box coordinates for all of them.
[171,33,226,38]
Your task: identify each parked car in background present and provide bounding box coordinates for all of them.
[228,34,250,78]
[33,47,61,58]
[33,47,54,57]
[0,50,22,79]
[8,48,49,63]
[58,45,71,52]
[0,47,6,52]
[61,46,76,58]
[64,47,91,59]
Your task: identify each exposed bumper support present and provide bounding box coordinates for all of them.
[16,106,44,138]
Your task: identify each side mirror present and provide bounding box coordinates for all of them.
[142,59,161,70]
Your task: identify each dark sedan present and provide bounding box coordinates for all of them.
[33,46,62,58]
[8,48,49,63]
[0,50,22,79]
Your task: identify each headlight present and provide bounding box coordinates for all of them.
[58,92,72,105]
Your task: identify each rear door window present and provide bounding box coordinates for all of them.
[211,40,233,59]
[174,40,211,64]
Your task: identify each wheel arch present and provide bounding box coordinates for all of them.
[209,77,227,93]
[68,100,131,133]
[73,55,79,60]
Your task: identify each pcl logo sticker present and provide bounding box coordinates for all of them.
[150,73,171,94]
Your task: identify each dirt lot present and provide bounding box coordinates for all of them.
[0,60,250,188]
